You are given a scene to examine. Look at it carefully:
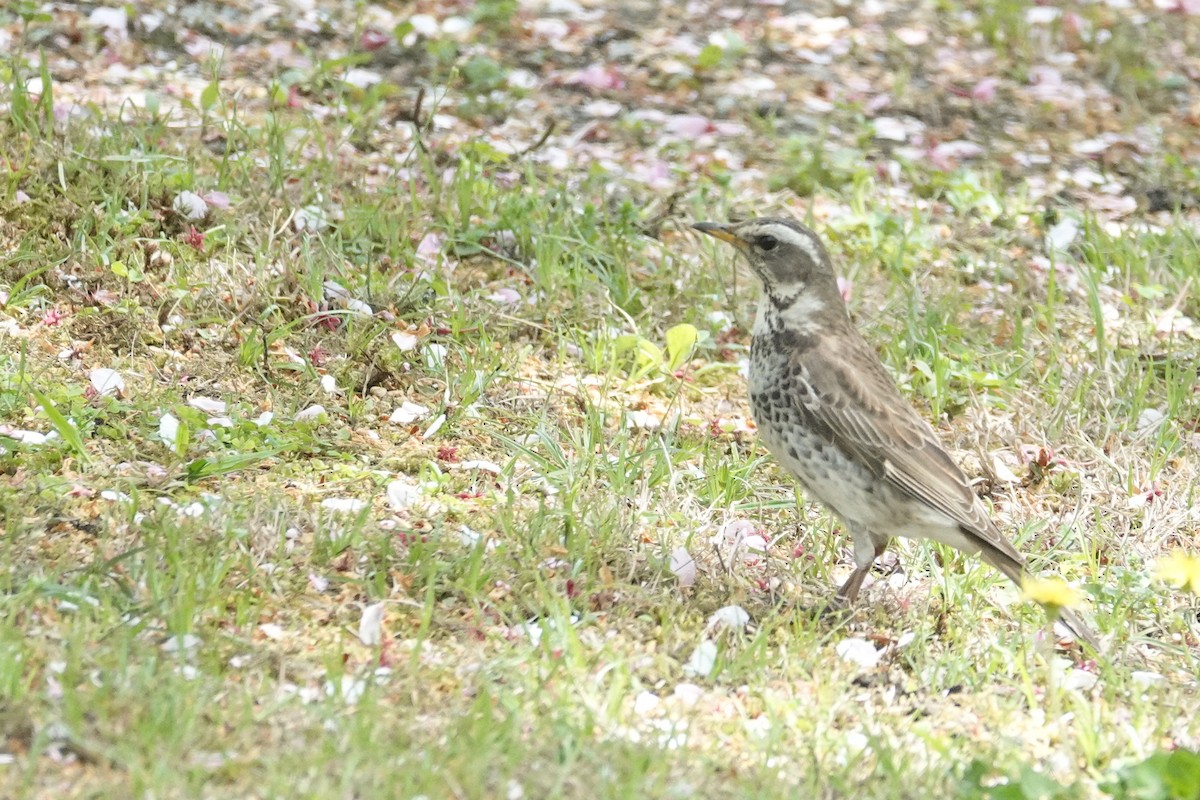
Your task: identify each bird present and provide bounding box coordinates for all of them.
[693,216,1099,650]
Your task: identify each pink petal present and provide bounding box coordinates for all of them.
[929,140,984,170]
[565,64,626,90]
[669,548,697,587]
[971,78,999,103]
[359,29,390,51]
[665,114,715,137]
[200,190,231,210]
[416,232,442,264]
[837,277,853,304]
[486,287,521,304]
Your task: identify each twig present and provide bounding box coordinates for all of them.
[410,87,429,154]
[637,189,687,239]
[514,120,556,160]
[713,541,730,575]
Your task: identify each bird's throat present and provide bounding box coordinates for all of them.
[758,286,828,337]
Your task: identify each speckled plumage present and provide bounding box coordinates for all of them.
[694,217,1098,649]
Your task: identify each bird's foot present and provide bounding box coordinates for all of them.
[807,594,857,623]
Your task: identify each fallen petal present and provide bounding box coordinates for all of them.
[670,547,697,587]
[89,368,126,398]
[359,602,385,646]
[682,640,718,677]
[835,638,881,669]
[707,605,750,631]
[294,405,326,422]
[188,396,226,414]
[321,498,367,513]
[386,478,421,509]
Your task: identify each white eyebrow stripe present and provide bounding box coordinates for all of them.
[746,223,822,264]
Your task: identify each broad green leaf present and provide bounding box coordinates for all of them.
[614,335,663,377]
[695,44,724,70]
[200,80,220,111]
[664,323,698,371]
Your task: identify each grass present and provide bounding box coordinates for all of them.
[2,1,1200,798]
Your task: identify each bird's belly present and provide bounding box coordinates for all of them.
[750,395,884,528]
[751,392,973,547]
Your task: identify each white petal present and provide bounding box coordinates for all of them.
[409,14,438,36]
[5,429,56,445]
[1047,219,1079,251]
[669,547,697,587]
[872,116,909,142]
[707,605,750,631]
[991,456,1020,484]
[344,68,382,89]
[89,368,125,397]
[421,414,446,440]
[188,396,226,414]
[458,459,502,473]
[741,534,768,552]
[259,623,284,640]
[88,7,127,32]
[157,413,180,444]
[172,190,208,221]
[424,343,447,370]
[358,602,385,645]
[633,691,660,715]
[388,401,430,425]
[626,409,662,430]
[391,331,419,351]
[835,638,881,669]
[386,478,420,509]
[161,634,201,652]
[321,498,367,513]
[294,404,326,422]
[1063,668,1098,692]
[1131,671,1164,687]
[682,640,718,677]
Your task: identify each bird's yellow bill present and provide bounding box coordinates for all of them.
[692,222,743,245]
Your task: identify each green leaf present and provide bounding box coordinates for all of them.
[1164,750,1200,800]
[1100,751,1200,800]
[32,391,88,465]
[615,335,662,371]
[664,323,698,371]
[1016,766,1069,799]
[110,260,143,282]
[695,44,724,70]
[185,449,281,481]
[173,417,191,457]
[200,80,220,112]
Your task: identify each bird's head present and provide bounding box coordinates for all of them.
[692,217,840,310]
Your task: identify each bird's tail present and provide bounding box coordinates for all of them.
[980,546,1101,654]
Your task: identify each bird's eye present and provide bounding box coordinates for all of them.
[756,235,779,252]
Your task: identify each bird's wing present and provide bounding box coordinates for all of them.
[792,334,1024,564]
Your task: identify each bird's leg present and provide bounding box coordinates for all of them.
[835,536,889,605]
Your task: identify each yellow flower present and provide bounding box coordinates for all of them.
[1022,576,1084,611]
[1155,550,1200,595]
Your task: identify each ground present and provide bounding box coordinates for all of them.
[2,0,1200,798]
